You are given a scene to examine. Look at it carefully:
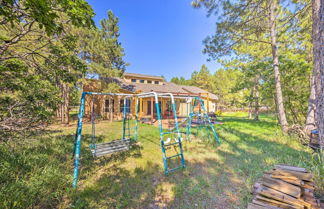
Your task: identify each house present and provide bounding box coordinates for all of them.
[83,72,218,121]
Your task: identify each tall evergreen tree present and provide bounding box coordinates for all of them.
[191,64,212,91]
[313,0,324,149]
[192,0,311,132]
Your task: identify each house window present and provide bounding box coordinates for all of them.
[147,80,152,84]
[140,79,145,83]
[105,99,114,112]
[131,79,136,83]
[147,101,162,114]
[120,99,130,113]
[154,81,159,84]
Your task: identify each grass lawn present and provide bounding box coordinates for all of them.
[1,112,322,209]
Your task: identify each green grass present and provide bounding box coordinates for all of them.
[0,112,322,208]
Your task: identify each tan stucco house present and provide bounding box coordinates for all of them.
[83,72,218,121]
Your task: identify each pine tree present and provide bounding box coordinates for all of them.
[313,0,324,149]
[192,0,310,132]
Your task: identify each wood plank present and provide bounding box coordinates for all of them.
[260,176,301,198]
[255,195,301,209]
[247,203,269,209]
[274,164,308,173]
[255,185,311,208]
[272,177,303,186]
[270,175,299,180]
[252,199,283,209]
[271,169,313,181]
[268,174,303,186]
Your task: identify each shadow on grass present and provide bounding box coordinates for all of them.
[2,115,313,209]
[72,162,161,208]
[70,116,312,208]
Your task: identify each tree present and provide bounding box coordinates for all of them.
[269,0,288,132]
[84,10,127,78]
[77,10,127,96]
[212,68,246,108]
[313,0,324,149]
[191,64,212,91]
[170,76,191,85]
[53,10,127,124]
[192,0,312,132]
[0,0,95,130]
[0,0,94,60]
[0,60,60,139]
[233,61,265,120]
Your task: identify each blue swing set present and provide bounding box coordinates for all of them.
[72,91,220,188]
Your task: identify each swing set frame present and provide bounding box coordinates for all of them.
[72,91,220,188]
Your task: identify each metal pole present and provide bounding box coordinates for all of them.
[91,95,96,152]
[135,97,139,141]
[170,94,185,169]
[196,97,220,144]
[151,97,154,124]
[123,97,127,139]
[73,92,86,188]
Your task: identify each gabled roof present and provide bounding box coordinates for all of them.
[123,72,164,81]
[179,85,218,100]
[92,77,218,101]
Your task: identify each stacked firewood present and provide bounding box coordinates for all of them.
[248,164,320,209]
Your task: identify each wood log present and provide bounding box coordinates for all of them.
[271,169,313,181]
[247,203,269,209]
[252,199,283,209]
[255,195,300,209]
[274,165,308,173]
[269,174,304,186]
[260,176,301,198]
[250,166,317,209]
[255,185,311,208]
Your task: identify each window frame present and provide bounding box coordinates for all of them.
[105,99,115,113]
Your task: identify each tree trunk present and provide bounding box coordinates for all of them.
[270,0,289,133]
[248,88,254,119]
[254,81,260,121]
[305,72,316,132]
[313,0,324,149]
[61,82,70,125]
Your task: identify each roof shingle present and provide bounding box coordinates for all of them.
[123,72,164,80]
[97,77,218,100]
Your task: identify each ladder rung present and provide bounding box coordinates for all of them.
[164,142,181,147]
[166,153,181,159]
[168,165,184,172]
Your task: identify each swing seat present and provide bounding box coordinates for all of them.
[92,138,131,157]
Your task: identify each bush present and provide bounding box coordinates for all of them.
[0,60,60,139]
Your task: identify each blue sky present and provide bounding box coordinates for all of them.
[87,0,221,81]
